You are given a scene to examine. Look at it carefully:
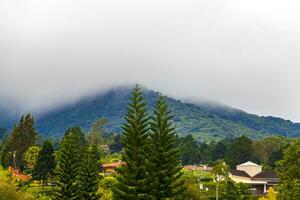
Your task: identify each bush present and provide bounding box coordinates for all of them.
[0,181,32,200]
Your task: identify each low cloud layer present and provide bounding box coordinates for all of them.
[1,0,300,121]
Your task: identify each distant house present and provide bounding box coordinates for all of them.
[183,164,213,172]
[229,161,279,195]
[102,161,124,175]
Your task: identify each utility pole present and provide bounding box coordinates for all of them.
[216,182,219,200]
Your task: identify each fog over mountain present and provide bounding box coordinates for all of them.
[1,0,300,121]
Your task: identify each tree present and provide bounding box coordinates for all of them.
[262,136,287,158]
[221,179,242,200]
[212,161,229,200]
[212,141,227,161]
[148,96,185,199]
[0,127,9,143]
[178,135,202,165]
[276,138,300,199]
[114,85,151,199]
[8,114,37,168]
[109,134,123,153]
[32,140,56,183]
[268,145,286,169]
[0,138,10,168]
[53,127,85,200]
[86,118,108,145]
[24,146,40,170]
[199,142,212,163]
[252,140,267,164]
[225,135,253,168]
[78,145,102,200]
[258,187,276,200]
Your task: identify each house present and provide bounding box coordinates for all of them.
[183,164,213,172]
[102,161,124,175]
[229,161,279,195]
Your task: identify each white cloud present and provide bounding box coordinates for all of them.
[0,0,300,121]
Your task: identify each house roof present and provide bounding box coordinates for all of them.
[102,161,124,169]
[183,165,213,171]
[252,171,278,179]
[237,161,260,167]
[230,170,251,178]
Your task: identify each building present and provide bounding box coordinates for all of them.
[183,164,213,172]
[102,161,124,175]
[229,161,279,195]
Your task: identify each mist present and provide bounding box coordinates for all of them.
[1,0,300,121]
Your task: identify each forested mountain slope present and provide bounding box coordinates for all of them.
[1,87,300,141]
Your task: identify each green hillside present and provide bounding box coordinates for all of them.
[32,87,300,141]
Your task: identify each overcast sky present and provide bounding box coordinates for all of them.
[0,0,300,121]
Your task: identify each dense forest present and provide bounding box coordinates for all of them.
[1,87,300,141]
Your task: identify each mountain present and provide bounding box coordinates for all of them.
[1,87,300,141]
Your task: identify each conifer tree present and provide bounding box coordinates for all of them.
[8,114,37,168]
[53,127,85,200]
[149,96,185,199]
[32,140,56,183]
[114,85,151,199]
[78,145,102,200]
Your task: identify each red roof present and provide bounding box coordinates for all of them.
[102,161,124,169]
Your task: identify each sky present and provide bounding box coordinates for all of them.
[0,0,300,121]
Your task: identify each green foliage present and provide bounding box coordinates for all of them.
[24,146,40,169]
[32,140,56,181]
[100,152,122,164]
[53,127,85,200]
[108,134,123,153]
[252,136,289,167]
[0,165,10,182]
[225,135,253,168]
[148,96,185,199]
[0,127,9,147]
[86,118,109,145]
[98,176,118,200]
[0,139,10,168]
[212,161,229,181]
[221,179,242,200]
[211,141,227,161]
[0,166,33,199]
[21,87,300,141]
[276,138,300,199]
[8,114,37,168]
[268,146,285,169]
[78,145,102,200]
[114,85,152,199]
[0,181,32,200]
[178,135,202,165]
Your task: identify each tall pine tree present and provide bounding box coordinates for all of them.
[53,127,85,200]
[149,96,185,199]
[32,140,56,183]
[78,145,102,200]
[8,114,37,169]
[114,85,151,199]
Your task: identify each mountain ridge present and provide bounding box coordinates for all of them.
[1,86,299,141]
